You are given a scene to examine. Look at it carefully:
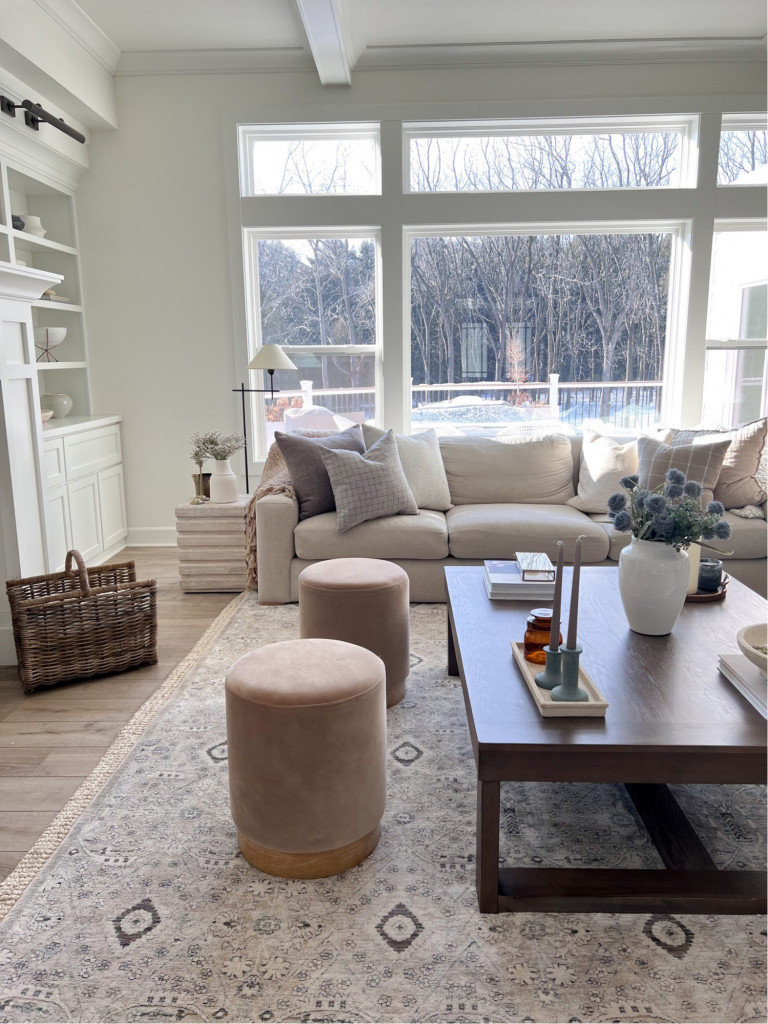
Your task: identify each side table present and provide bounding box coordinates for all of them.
[175,495,249,593]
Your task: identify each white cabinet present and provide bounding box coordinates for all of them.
[43,417,128,571]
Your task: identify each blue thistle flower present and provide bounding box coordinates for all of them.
[645,494,666,513]
[635,488,649,510]
[619,474,639,489]
[707,500,725,516]
[665,483,684,499]
[607,492,628,514]
[652,511,675,541]
[666,468,685,485]
[612,510,632,532]
[714,520,732,540]
[683,480,702,498]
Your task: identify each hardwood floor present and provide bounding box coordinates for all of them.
[0,547,235,881]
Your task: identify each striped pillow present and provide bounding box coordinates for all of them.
[637,436,731,506]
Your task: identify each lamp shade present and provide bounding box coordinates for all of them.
[248,345,297,371]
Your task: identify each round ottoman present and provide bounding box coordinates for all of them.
[225,637,386,879]
[299,558,410,708]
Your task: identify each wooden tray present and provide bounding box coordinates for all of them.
[510,642,608,717]
[685,572,730,604]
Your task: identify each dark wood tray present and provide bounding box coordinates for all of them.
[685,572,730,603]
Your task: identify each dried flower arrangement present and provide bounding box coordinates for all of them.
[189,431,245,462]
[607,469,732,553]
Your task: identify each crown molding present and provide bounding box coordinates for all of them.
[112,36,766,79]
[115,48,315,77]
[31,0,121,73]
[358,37,767,71]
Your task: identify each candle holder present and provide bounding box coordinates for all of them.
[534,646,563,689]
[550,644,589,702]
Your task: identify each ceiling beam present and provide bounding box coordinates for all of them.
[293,0,351,85]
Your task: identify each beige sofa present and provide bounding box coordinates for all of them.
[255,433,767,603]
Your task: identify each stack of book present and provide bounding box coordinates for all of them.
[483,554,556,601]
[717,654,767,718]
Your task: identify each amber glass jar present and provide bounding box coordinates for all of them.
[523,608,562,664]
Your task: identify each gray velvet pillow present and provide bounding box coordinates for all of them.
[274,425,364,520]
[361,424,452,511]
[320,430,419,533]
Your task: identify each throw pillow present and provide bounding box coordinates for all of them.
[274,425,365,520]
[320,429,419,533]
[566,429,638,513]
[666,418,767,509]
[636,435,732,506]
[361,424,452,511]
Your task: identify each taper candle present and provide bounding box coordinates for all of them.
[566,535,584,650]
[549,541,564,650]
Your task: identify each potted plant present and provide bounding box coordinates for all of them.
[607,470,732,635]
[190,431,245,504]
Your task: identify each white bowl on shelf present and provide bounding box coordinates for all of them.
[40,409,54,423]
[736,623,768,677]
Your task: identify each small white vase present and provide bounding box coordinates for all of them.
[24,215,46,237]
[618,537,690,635]
[209,458,238,503]
[40,392,73,418]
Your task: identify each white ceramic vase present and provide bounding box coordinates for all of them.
[209,458,238,503]
[40,392,73,419]
[618,537,690,635]
[24,215,46,237]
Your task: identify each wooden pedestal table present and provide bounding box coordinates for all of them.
[445,565,767,915]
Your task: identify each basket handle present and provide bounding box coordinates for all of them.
[65,549,90,595]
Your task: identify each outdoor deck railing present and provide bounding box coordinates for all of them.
[268,379,663,432]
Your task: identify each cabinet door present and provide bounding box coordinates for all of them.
[68,475,102,561]
[46,485,71,572]
[98,464,128,549]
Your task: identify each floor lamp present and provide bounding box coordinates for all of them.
[233,344,297,493]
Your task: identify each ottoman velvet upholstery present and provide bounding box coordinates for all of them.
[225,637,387,878]
[299,557,410,707]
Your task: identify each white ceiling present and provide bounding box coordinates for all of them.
[75,0,768,85]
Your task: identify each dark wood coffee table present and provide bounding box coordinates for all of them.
[445,565,767,914]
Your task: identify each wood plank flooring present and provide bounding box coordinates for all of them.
[0,547,234,881]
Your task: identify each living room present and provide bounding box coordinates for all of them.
[0,1,766,1021]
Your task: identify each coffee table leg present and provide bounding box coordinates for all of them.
[477,779,500,913]
[447,614,458,676]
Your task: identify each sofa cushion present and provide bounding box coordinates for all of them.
[588,513,632,560]
[637,435,731,506]
[320,430,418,533]
[439,434,574,505]
[666,419,767,509]
[719,511,768,560]
[362,425,452,511]
[567,429,638,513]
[275,425,364,521]
[445,504,610,561]
[295,509,449,561]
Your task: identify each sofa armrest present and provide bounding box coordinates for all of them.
[256,493,299,604]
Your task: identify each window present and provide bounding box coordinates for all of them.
[238,123,380,196]
[406,117,692,192]
[717,115,768,186]
[244,233,379,449]
[410,231,672,435]
[702,228,767,428]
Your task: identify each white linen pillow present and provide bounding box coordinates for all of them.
[439,434,574,505]
[566,429,638,513]
[362,424,452,511]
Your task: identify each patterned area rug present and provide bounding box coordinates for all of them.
[0,596,765,1024]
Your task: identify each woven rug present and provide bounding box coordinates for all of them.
[0,595,765,1024]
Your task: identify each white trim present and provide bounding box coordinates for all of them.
[31,0,121,73]
[126,527,177,547]
[116,48,314,77]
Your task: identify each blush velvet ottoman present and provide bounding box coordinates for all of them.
[225,637,386,879]
[299,558,410,708]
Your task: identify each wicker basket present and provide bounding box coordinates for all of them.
[6,550,158,693]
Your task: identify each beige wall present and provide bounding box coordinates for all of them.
[76,59,766,542]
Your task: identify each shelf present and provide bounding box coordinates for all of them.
[11,230,77,255]
[32,300,83,312]
[35,361,87,370]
